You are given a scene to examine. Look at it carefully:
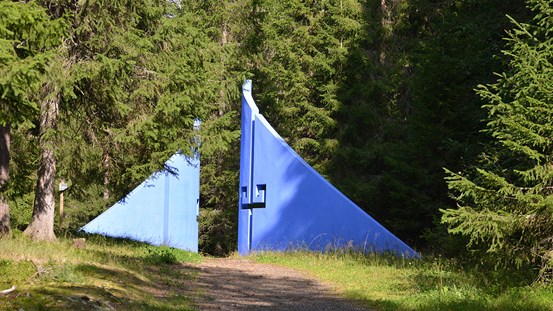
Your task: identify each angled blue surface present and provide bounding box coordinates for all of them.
[238,80,419,258]
[82,153,199,252]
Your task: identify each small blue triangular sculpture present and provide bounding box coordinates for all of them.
[238,80,418,257]
[82,152,199,252]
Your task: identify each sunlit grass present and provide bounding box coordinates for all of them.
[251,251,553,311]
[4,232,552,310]
[0,232,201,310]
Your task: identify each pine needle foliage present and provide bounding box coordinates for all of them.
[245,0,364,173]
[0,1,65,125]
[58,0,226,204]
[441,0,553,278]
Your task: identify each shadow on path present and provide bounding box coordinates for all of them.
[190,258,368,311]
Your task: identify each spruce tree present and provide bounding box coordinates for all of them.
[0,1,66,236]
[331,0,527,248]
[179,0,244,255]
[441,0,553,275]
[246,0,364,173]
[21,0,224,238]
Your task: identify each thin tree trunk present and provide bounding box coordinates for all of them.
[0,124,10,236]
[24,85,59,241]
[379,0,396,64]
[219,18,228,116]
[103,149,110,201]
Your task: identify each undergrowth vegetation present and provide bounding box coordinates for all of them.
[0,233,201,310]
[251,251,553,311]
[3,232,553,310]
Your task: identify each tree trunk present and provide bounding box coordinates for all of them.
[103,149,110,201]
[379,0,391,64]
[0,124,10,236]
[24,86,59,241]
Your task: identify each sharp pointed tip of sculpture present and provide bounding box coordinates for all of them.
[243,80,252,93]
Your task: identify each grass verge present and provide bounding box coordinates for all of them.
[251,251,553,311]
[0,233,201,310]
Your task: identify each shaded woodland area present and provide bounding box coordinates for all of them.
[1,0,551,279]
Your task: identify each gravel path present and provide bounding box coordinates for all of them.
[190,258,368,310]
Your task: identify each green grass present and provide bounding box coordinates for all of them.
[4,233,553,311]
[251,251,553,311]
[0,233,202,310]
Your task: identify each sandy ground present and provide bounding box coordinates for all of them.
[189,258,368,310]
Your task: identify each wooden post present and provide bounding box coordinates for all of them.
[59,181,67,226]
[59,191,64,226]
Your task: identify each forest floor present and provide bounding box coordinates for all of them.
[189,257,368,310]
[3,236,553,310]
[0,236,368,310]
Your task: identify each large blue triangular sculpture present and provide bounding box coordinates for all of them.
[81,152,199,252]
[238,80,419,257]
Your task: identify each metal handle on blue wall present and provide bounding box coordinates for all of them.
[241,184,266,208]
[253,184,266,204]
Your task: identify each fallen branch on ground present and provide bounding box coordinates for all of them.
[0,286,16,295]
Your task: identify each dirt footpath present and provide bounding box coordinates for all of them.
[190,258,368,310]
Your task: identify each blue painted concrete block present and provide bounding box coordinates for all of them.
[81,153,199,252]
[238,80,419,258]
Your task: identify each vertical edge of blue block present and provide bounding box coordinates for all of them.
[238,80,256,255]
